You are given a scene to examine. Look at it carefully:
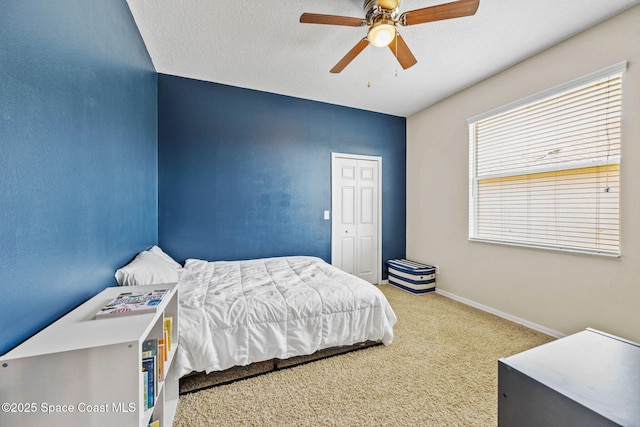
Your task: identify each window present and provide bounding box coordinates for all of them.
[468,62,625,256]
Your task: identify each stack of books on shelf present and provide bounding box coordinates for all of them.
[141,316,173,412]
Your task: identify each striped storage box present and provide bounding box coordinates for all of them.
[387,259,436,294]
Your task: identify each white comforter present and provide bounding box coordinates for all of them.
[175,256,397,377]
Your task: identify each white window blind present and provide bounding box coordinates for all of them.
[468,62,625,256]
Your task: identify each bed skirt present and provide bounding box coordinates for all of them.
[179,341,382,394]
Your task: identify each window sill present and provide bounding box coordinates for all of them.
[469,237,621,258]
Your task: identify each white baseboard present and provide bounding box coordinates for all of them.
[435,289,565,339]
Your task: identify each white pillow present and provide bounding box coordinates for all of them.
[149,245,182,269]
[115,248,182,287]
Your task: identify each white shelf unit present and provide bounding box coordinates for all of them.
[0,283,179,427]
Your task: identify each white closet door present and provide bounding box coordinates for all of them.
[331,153,381,284]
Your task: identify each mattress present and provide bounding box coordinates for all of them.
[175,256,397,377]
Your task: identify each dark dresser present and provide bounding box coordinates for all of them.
[498,328,640,426]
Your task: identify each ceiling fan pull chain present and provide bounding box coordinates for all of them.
[368,44,372,87]
[395,33,398,77]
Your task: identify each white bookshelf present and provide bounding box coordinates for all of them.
[0,283,179,427]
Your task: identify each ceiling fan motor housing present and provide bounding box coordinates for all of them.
[364,0,400,24]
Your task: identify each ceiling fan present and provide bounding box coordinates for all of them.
[300,0,480,73]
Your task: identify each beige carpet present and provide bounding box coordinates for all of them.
[172,285,554,426]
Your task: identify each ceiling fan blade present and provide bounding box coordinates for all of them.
[400,0,479,26]
[300,13,366,27]
[388,33,417,70]
[330,38,370,74]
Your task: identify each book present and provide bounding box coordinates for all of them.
[142,338,158,358]
[142,339,159,395]
[157,341,165,382]
[142,356,156,409]
[142,369,148,410]
[164,317,173,351]
[95,289,168,319]
[161,331,168,362]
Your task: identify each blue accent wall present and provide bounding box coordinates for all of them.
[0,1,157,355]
[158,75,406,271]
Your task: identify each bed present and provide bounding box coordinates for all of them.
[115,247,397,379]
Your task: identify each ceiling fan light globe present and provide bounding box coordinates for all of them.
[367,22,396,47]
[378,0,399,10]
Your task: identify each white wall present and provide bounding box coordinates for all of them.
[406,6,640,341]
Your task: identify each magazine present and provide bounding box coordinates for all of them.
[95,289,168,319]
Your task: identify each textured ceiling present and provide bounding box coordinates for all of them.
[125,0,640,117]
